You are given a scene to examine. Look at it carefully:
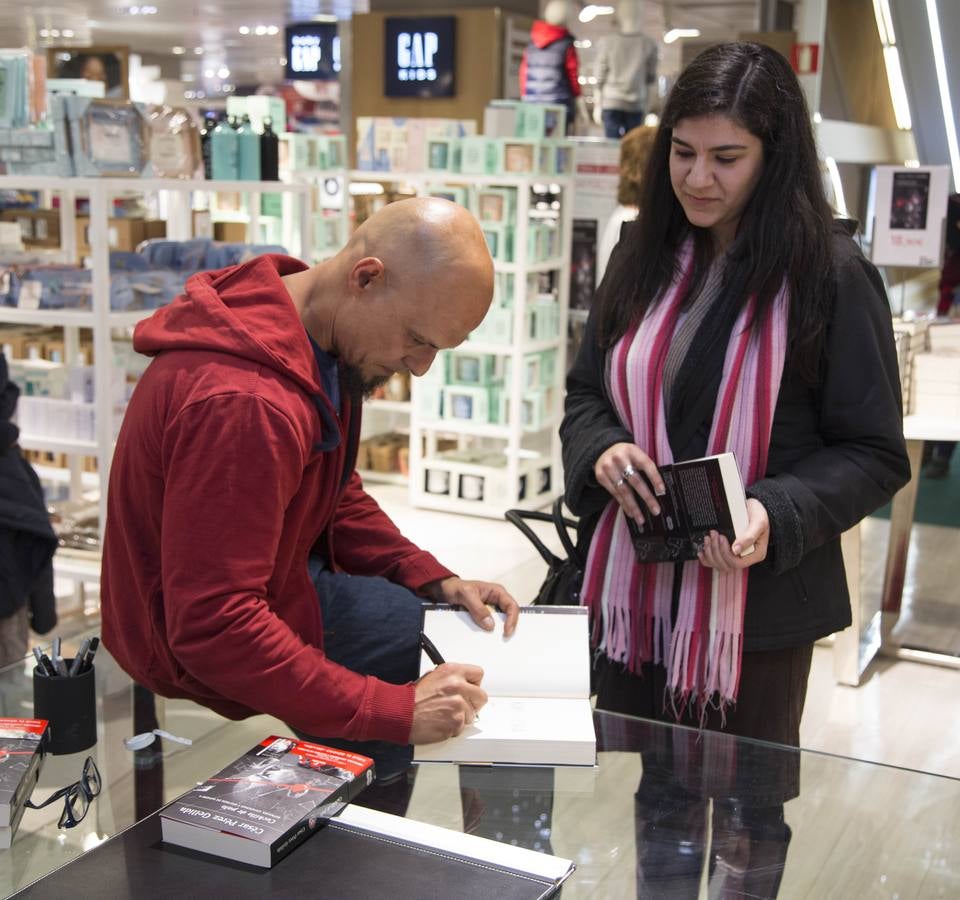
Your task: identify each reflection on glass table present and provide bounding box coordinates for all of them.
[0,639,957,898]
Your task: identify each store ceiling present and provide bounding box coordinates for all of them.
[2,0,760,89]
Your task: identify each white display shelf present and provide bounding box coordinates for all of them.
[19,434,97,455]
[0,176,312,196]
[0,307,158,328]
[457,338,562,356]
[358,469,408,486]
[902,415,960,442]
[364,399,411,414]
[417,420,512,439]
[349,170,572,190]
[494,257,565,275]
[52,552,101,582]
[34,464,99,490]
[409,489,551,520]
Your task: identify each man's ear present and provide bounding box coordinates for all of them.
[351,256,385,293]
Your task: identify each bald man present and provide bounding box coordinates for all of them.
[102,199,519,779]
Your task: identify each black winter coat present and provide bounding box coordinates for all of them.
[0,357,57,634]
[561,225,911,651]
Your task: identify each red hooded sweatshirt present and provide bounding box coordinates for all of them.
[101,254,455,744]
[519,20,581,98]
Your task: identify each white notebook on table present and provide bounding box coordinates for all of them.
[413,605,596,767]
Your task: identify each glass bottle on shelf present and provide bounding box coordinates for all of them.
[260,117,279,181]
[210,114,239,181]
[236,114,261,182]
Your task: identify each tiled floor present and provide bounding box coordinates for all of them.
[367,482,960,780]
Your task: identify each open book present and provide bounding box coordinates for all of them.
[413,605,596,767]
[625,451,754,563]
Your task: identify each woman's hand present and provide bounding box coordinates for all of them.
[697,498,770,572]
[594,442,666,524]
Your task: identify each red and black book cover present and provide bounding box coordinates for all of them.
[160,736,375,866]
[0,717,49,826]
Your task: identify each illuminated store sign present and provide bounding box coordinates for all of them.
[284,22,339,81]
[384,16,456,98]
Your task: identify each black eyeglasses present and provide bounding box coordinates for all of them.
[25,756,101,829]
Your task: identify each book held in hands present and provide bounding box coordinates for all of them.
[414,605,596,767]
[626,451,754,563]
[160,736,375,867]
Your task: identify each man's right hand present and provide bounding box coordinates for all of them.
[409,663,487,745]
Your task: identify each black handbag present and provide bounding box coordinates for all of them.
[505,498,584,606]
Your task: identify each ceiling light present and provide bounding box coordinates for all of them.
[194,47,203,54]
[239,25,249,34]
[574,40,592,49]
[204,68,214,78]
[172,46,185,54]
[184,89,195,99]
[255,25,267,35]
[926,0,960,191]
[129,5,140,12]
[883,45,912,130]
[50,29,60,37]
[62,29,74,38]
[217,66,230,79]
[664,28,701,44]
[578,5,614,23]
[266,25,279,35]
[39,29,49,38]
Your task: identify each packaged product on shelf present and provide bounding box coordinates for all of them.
[459,137,499,176]
[441,385,493,423]
[426,184,468,208]
[444,352,497,387]
[226,95,286,135]
[355,117,475,172]
[475,188,515,224]
[481,222,512,263]
[145,105,201,179]
[64,96,150,177]
[421,449,553,507]
[469,306,512,345]
[0,209,60,248]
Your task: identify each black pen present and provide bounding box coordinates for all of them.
[419,633,479,721]
[419,633,445,666]
[68,638,91,677]
[82,636,100,672]
[32,647,55,677]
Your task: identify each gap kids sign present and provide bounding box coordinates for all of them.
[384,16,457,98]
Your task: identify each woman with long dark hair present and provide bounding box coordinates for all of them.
[561,42,910,745]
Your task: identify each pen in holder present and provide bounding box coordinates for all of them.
[33,660,97,756]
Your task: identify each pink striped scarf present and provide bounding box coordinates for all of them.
[582,242,788,709]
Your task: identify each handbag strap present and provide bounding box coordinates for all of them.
[504,509,561,569]
[504,499,583,569]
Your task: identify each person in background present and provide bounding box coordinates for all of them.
[561,42,909,746]
[102,198,520,782]
[597,124,658,282]
[0,355,57,667]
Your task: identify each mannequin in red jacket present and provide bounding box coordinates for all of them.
[520,0,582,132]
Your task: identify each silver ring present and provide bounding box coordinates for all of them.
[615,477,626,488]
[622,464,638,480]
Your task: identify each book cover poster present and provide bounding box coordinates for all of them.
[871,165,950,268]
[162,737,373,844]
[0,718,47,809]
[890,171,930,230]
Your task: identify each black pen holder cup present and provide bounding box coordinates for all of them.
[33,661,97,755]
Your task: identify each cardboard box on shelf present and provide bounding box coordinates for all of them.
[213,221,248,243]
[76,217,147,256]
[0,209,61,248]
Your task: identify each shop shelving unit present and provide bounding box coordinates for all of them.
[348,169,574,517]
[0,174,316,584]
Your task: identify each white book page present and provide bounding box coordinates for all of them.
[420,606,590,699]
[414,696,596,765]
[333,804,574,883]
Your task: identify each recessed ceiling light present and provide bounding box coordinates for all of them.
[255,25,267,35]
[266,25,279,35]
[203,68,214,78]
[39,29,50,38]
[172,46,185,54]
[217,66,229,79]
[184,89,195,99]
[239,25,249,34]
[50,29,60,37]
[62,29,74,38]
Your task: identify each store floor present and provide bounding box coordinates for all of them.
[367,483,960,781]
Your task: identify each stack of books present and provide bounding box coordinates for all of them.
[0,717,49,848]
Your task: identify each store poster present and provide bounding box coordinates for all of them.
[871,165,951,268]
[568,138,620,317]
